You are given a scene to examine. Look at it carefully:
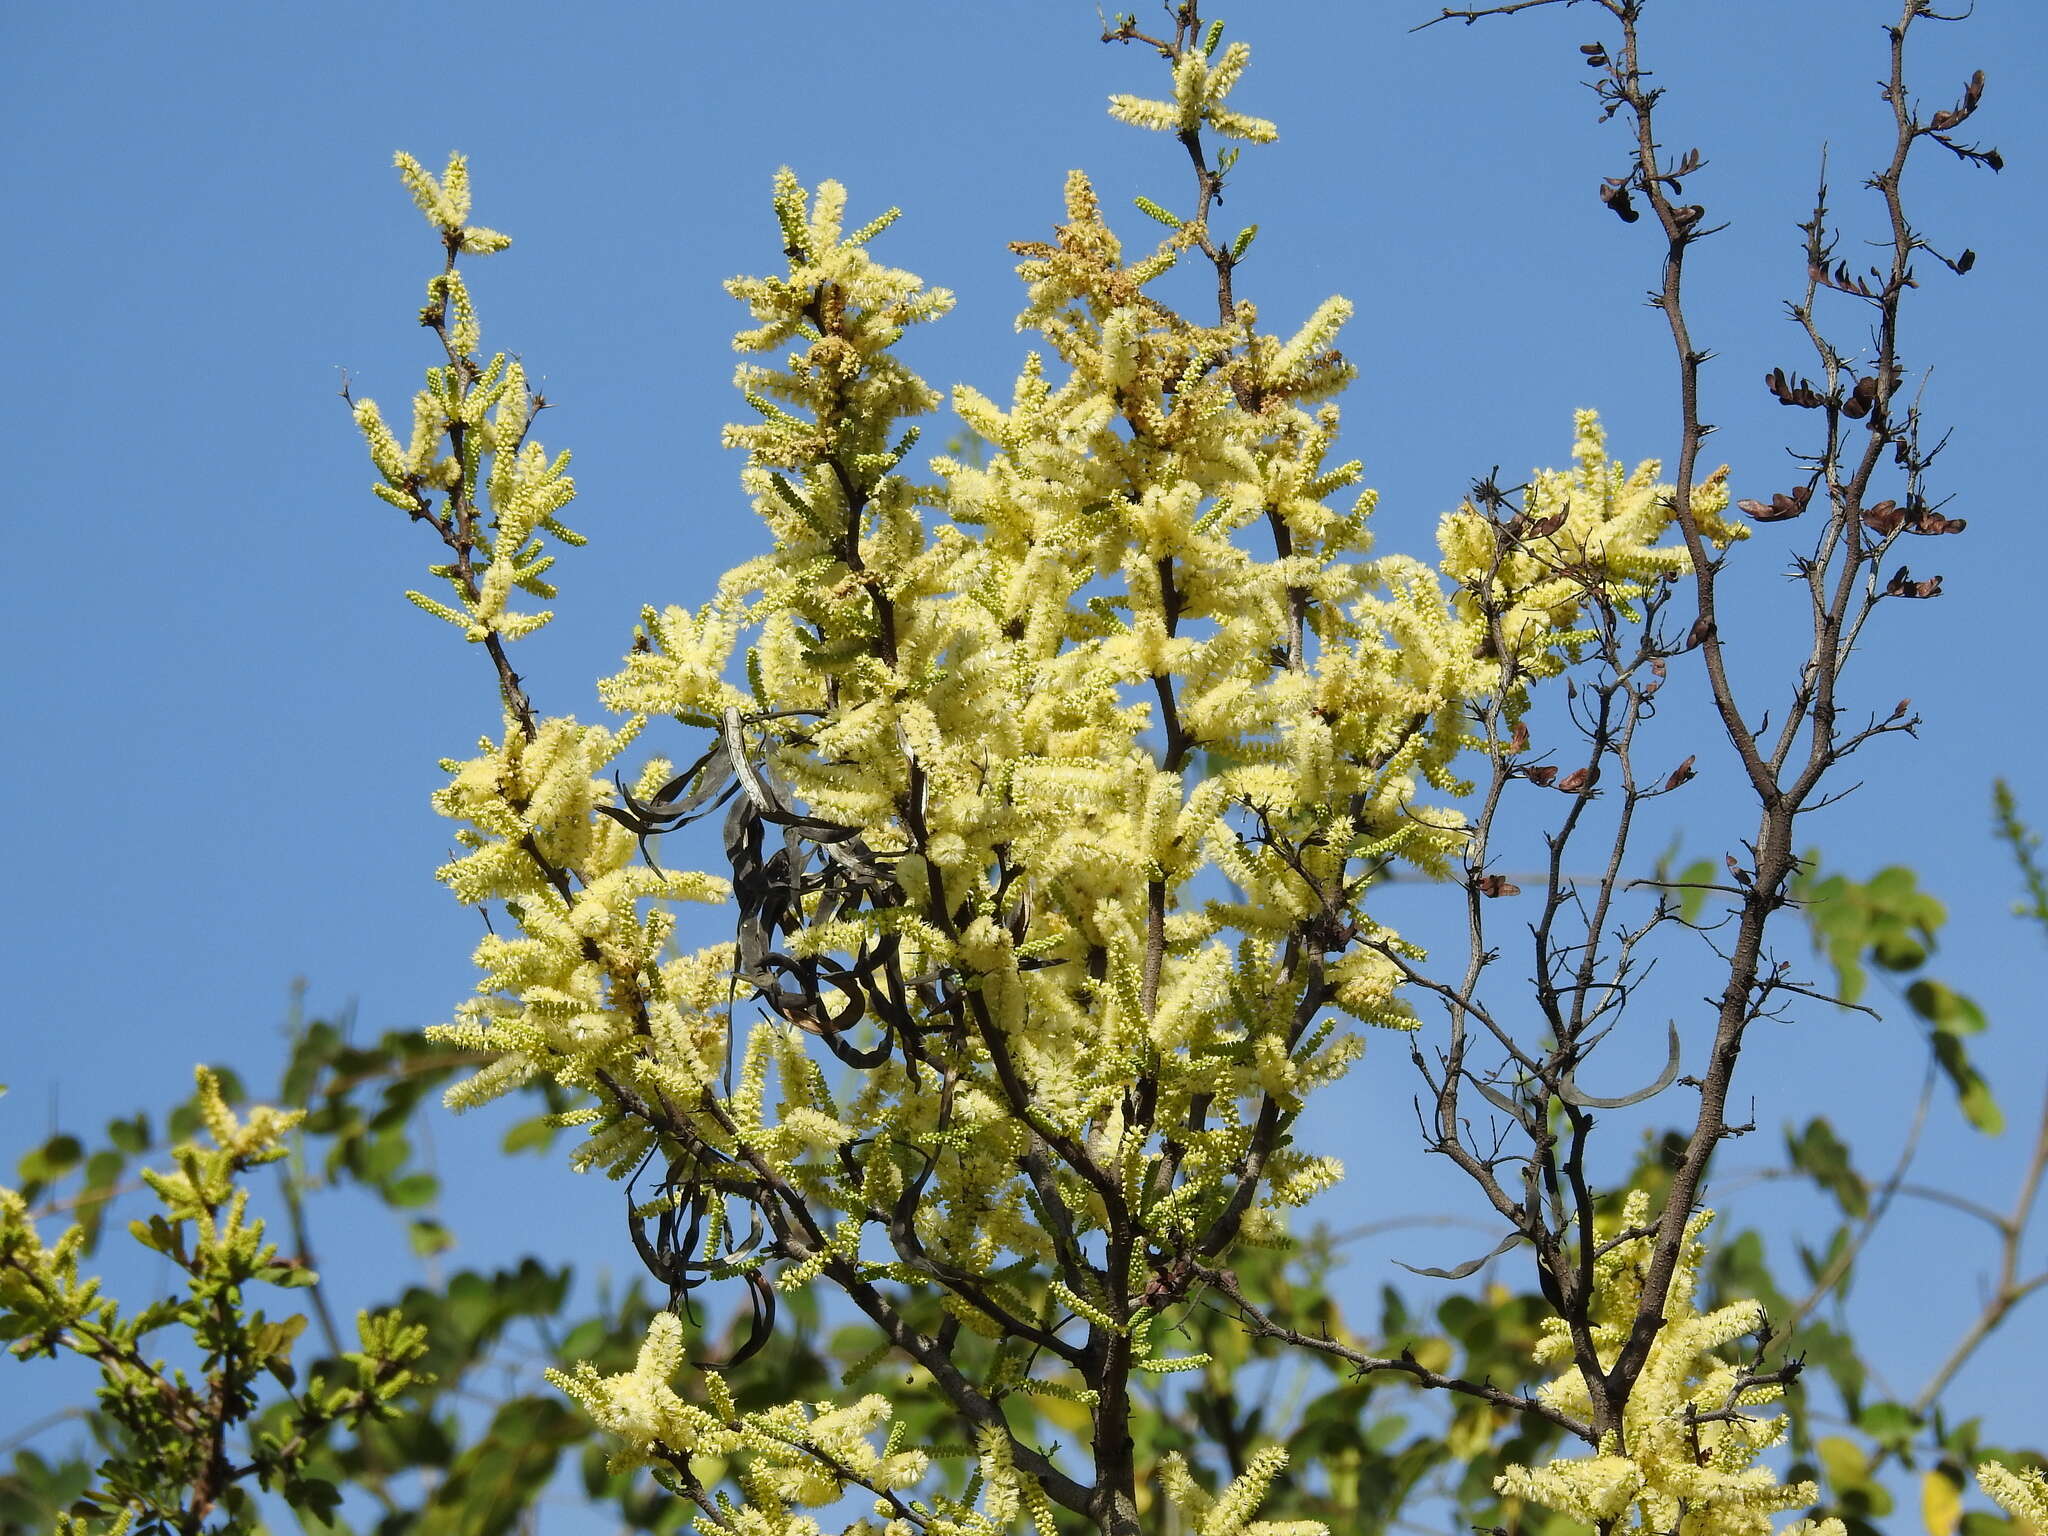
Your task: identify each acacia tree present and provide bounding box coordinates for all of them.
[6,4,2043,1535]
[343,0,2031,1530]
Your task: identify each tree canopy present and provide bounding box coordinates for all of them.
[4,5,2042,1535]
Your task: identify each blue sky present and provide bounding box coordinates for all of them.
[5,0,2045,1516]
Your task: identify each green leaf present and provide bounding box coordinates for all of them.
[257,1313,309,1385]
[19,1134,84,1185]
[423,1398,580,1536]
[500,1115,556,1156]
[74,1150,126,1251]
[560,1317,610,1359]
[1799,861,1946,1003]
[1938,1416,1986,1464]
[1857,1400,1921,1454]
[1908,978,1987,1035]
[1931,1030,2004,1134]
[282,1020,342,1106]
[1798,1318,1867,1412]
[1788,1117,1868,1219]
[1797,1223,1854,1293]
[1675,858,1717,923]
[130,1214,181,1258]
[355,1127,412,1183]
[1366,1414,1409,1452]
[284,1475,343,1525]
[0,1448,94,1531]
[386,1171,441,1209]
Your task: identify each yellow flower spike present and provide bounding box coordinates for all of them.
[1497,1205,1822,1536]
[1978,1464,2048,1530]
[392,151,458,228]
[439,152,471,224]
[192,1065,239,1149]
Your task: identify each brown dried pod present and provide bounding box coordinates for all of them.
[1904,503,1968,535]
[1765,366,1824,408]
[1509,720,1530,753]
[1557,766,1599,795]
[1861,500,1905,536]
[1475,873,1522,898]
[1932,69,1987,131]
[1737,487,1811,523]
[1685,614,1715,651]
[1599,177,1640,223]
[1523,764,1560,788]
[1885,566,1944,599]
[1664,755,1697,791]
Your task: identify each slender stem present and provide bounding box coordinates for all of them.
[1913,1073,2048,1414]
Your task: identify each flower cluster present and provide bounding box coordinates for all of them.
[552,1312,930,1525]
[1496,1195,1840,1536]
[1977,1463,2048,1532]
[1108,35,1278,144]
